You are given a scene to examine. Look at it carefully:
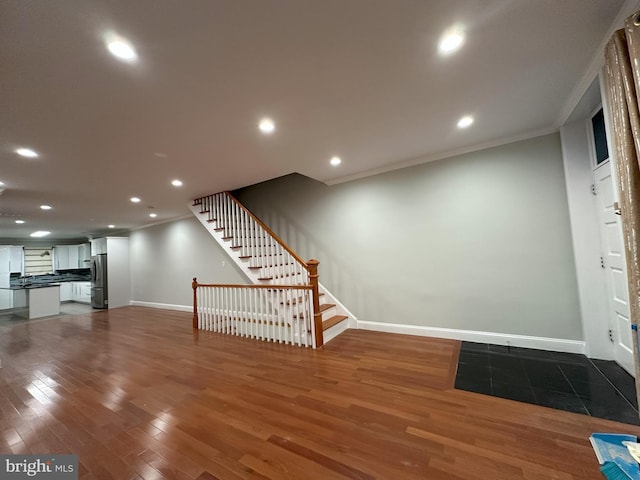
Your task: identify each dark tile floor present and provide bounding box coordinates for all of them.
[455,341,640,425]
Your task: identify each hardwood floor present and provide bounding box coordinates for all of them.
[0,306,637,479]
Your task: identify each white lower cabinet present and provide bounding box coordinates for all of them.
[80,283,91,303]
[0,289,12,310]
[59,282,73,302]
[71,281,91,303]
[62,281,91,304]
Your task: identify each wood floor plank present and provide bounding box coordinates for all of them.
[0,306,638,479]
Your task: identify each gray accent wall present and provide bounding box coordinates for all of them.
[235,133,583,340]
[130,216,245,307]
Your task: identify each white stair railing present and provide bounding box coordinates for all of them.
[191,191,354,347]
[192,280,316,347]
[194,192,309,285]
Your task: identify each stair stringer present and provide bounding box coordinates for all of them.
[318,283,356,343]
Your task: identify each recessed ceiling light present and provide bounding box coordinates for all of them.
[15,220,25,224]
[16,148,38,158]
[149,213,157,218]
[457,115,474,128]
[438,25,465,56]
[330,156,342,166]
[40,205,52,210]
[130,197,141,203]
[171,179,183,187]
[258,117,275,134]
[108,224,115,229]
[107,39,137,62]
[30,231,50,238]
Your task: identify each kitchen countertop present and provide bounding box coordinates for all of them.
[0,283,62,290]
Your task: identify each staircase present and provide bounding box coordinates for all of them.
[190,192,352,346]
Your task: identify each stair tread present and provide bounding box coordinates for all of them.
[323,315,348,331]
[319,303,335,312]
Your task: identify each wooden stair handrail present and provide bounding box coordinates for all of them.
[193,280,313,290]
[223,191,311,271]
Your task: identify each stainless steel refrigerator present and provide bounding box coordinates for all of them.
[90,253,108,309]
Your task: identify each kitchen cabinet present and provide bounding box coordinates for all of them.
[0,246,23,273]
[0,245,23,289]
[91,238,107,255]
[60,281,90,303]
[71,281,91,303]
[54,244,91,270]
[68,247,79,270]
[54,246,70,270]
[0,289,12,310]
[0,287,27,311]
[59,282,72,302]
[9,246,23,274]
[78,243,91,268]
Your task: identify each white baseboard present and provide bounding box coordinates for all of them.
[130,300,192,313]
[356,320,586,355]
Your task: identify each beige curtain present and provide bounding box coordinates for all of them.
[603,11,640,405]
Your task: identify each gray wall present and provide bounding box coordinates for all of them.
[235,133,583,340]
[130,216,245,307]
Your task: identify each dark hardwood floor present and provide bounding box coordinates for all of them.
[0,306,637,479]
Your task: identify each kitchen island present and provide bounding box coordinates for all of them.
[0,284,61,319]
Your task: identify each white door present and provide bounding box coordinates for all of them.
[593,160,634,375]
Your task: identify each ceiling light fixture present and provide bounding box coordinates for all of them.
[107,38,137,62]
[15,220,25,224]
[438,25,465,56]
[171,179,183,187]
[149,213,157,218]
[258,117,275,134]
[130,197,141,203]
[108,224,115,229]
[30,231,50,238]
[457,115,474,128]
[330,156,342,166]
[40,205,52,210]
[16,148,38,158]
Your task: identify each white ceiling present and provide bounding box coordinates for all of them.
[0,0,631,241]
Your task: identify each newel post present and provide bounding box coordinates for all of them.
[192,277,198,329]
[306,259,324,348]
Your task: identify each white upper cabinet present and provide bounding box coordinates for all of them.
[9,246,23,274]
[54,243,91,270]
[91,238,107,255]
[0,245,24,275]
[54,246,70,270]
[78,243,91,267]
